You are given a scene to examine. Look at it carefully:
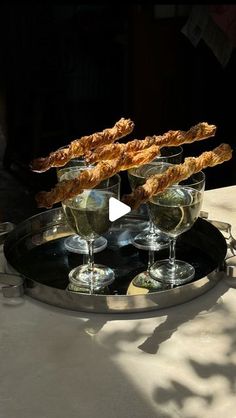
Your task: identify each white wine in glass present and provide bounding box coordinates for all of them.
[57,156,107,254]
[61,168,121,294]
[149,171,205,286]
[127,146,183,251]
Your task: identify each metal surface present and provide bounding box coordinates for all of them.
[3,208,227,313]
[225,256,236,278]
[206,219,236,256]
[0,273,24,297]
[0,222,14,245]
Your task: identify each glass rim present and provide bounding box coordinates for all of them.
[129,163,205,186]
[180,170,205,187]
[158,145,183,158]
[93,173,121,191]
[128,161,173,173]
[57,163,92,172]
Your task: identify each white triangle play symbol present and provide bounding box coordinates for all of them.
[109,197,131,222]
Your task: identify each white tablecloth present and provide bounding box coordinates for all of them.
[0,186,236,418]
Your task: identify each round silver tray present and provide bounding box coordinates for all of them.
[3,208,227,313]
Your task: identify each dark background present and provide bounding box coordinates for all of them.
[0,4,235,222]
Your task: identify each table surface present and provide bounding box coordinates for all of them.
[1,185,236,418]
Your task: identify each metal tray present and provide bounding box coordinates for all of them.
[3,208,227,313]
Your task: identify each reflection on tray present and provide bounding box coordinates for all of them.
[3,207,227,312]
[105,215,149,248]
[10,214,224,297]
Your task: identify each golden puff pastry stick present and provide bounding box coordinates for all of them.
[122,143,233,210]
[35,145,161,208]
[85,122,217,164]
[30,117,134,173]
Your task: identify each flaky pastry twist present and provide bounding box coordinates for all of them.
[36,145,161,208]
[122,143,233,210]
[30,117,134,173]
[85,122,216,163]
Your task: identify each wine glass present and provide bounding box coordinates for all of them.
[128,162,171,251]
[57,157,107,254]
[149,171,205,285]
[127,146,183,250]
[60,167,121,294]
[127,162,172,290]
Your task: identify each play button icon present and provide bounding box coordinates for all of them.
[109,197,131,222]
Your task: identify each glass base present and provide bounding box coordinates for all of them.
[67,282,110,295]
[149,259,195,285]
[64,235,107,254]
[133,271,163,292]
[132,230,169,251]
[68,263,115,294]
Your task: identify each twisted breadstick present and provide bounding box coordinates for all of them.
[122,143,233,210]
[85,122,216,163]
[30,117,134,173]
[36,145,161,208]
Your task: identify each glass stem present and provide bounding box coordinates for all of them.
[149,218,155,235]
[83,253,89,264]
[147,249,155,272]
[147,205,155,235]
[169,237,176,275]
[87,240,94,294]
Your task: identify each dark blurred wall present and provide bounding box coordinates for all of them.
[128,6,236,189]
[0,4,235,192]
